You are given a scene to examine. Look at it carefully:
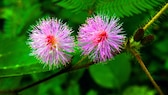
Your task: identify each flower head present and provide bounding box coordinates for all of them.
[28,17,74,67]
[78,15,125,62]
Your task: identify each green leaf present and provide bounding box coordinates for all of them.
[37,73,67,95]
[153,38,168,61]
[0,37,50,77]
[66,81,80,95]
[155,38,168,53]
[34,73,80,95]
[58,9,88,25]
[3,0,41,38]
[87,89,98,95]
[89,53,131,88]
[122,85,156,95]
[55,0,165,17]
[56,0,96,13]
[96,0,165,17]
[0,76,22,90]
[71,42,90,65]
[71,44,83,65]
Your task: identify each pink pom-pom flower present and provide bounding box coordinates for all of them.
[28,18,74,67]
[78,15,126,62]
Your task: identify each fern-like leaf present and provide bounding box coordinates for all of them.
[56,0,96,13]
[96,0,165,17]
[55,0,165,17]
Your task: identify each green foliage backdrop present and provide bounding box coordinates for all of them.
[0,0,168,95]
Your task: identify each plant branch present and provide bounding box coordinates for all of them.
[143,3,168,30]
[0,66,69,94]
[0,56,94,94]
[16,67,68,93]
[16,62,94,93]
[130,48,164,95]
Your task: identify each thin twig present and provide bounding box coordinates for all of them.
[0,66,70,94]
[143,3,168,30]
[14,62,93,93]
[0,56,93,94]
[130,49,164,95]
[76,56,88,65]
[16,67,68,93]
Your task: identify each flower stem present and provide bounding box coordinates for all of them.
[15,62,94,93]
[76,55,87,65]
[130,49,164,95]
[143,3,168,30]
[15,67,68,93]
[0,56,93,94]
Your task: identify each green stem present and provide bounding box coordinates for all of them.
[130,49,164,95]
[143,3,168,30]
[76,55,87,65]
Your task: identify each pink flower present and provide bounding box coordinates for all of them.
[78,15,126,62]
[28,18,74,67]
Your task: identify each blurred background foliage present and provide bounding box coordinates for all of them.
[0,0,168,95]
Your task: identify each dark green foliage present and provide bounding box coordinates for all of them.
[55,0,165,17]
[56,0,96,13]
[122,85,156,95]
[0,76,22,90]
[0,37,51,77]
[89,53,131,88]
[0,0,168,95]
[96,0,164,17]
[2,0,41,38]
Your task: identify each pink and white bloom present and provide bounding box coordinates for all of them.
[78,15,126,62]
[28,18,74,67]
